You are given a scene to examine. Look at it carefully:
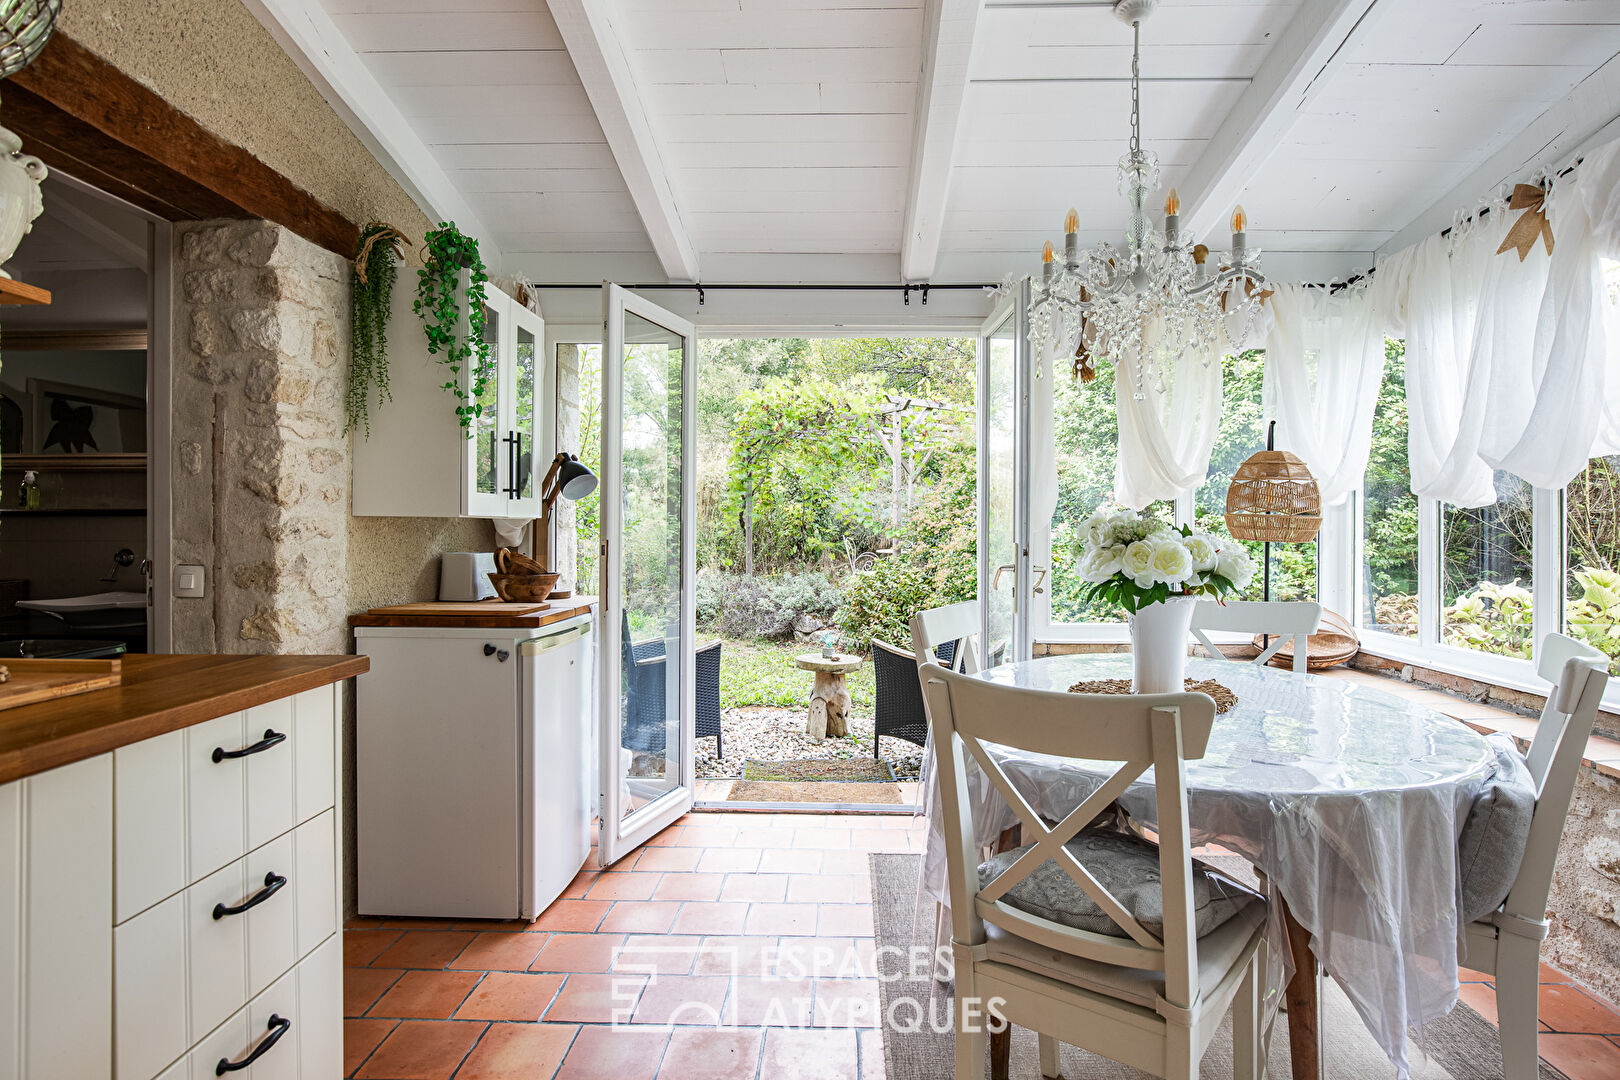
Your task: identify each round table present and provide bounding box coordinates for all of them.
[795,652,863,739]
[923,654,1495,1080]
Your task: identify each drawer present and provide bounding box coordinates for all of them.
[116,685,338,923]
[187,935,341,1080]
[115,811,336,1080]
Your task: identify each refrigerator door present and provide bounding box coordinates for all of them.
[519,615,595,919]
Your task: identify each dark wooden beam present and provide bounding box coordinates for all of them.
[5,33,359,258]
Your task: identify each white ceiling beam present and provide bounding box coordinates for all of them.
[240,0,504,270]
[1177,0,1383,244]
[901,0,986,283]
[1376,51,1620,259]
[547,0,700,283]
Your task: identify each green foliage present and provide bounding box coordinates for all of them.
[1568,567,1620,673]
[414,223,492,432]
[1444,579,1534,657]
[695,571,842,641]
[716,639,875,711]
[347,223,402,437]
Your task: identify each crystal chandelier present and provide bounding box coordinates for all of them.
[1026,0,1267,399]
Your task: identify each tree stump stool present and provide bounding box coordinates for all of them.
[794,653,863,740]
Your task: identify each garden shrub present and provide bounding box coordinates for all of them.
[695,570,842,641]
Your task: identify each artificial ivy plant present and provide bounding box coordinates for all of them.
[347,222,407,436]
[414,222,492,433]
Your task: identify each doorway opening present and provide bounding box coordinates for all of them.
[562,332,977,812]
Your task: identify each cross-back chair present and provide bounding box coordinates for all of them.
[910,600,982,675]
[1464,633,1610,1079]
[922,662,1270,1080]
[1189,600,1322,672]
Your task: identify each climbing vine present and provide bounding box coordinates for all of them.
[347,222,406,436]
[414,222,492,432]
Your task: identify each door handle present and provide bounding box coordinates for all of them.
[1033,566,1048,595]
[503,432,518,497]
[991,564,1016,590]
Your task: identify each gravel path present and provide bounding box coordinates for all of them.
[695,707,924,780]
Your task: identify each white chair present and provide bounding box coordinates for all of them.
[1189,600,1323,673]
[1462,633,1610,1080]
[923,662,1270,1080]
[910,600,982,675]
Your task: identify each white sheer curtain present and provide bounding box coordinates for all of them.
[1363,134,1620,504]
[1262,283,1388,506]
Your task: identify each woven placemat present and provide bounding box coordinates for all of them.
[1066,677,1238,714]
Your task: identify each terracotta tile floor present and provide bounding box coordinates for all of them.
[344,810,1620,1080]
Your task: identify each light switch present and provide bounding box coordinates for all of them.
[174,564,206,598]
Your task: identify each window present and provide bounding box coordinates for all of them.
[558,342,601,595]
[1566,454,1620,675]
[1440,471,1535,658]
[1049,357,1130,622]
[1361,340,1418,637]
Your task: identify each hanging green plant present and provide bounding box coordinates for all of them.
[414,222,492,433]
[347,222,407,437]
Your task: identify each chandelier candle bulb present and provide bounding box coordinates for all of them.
[1230,205,1247,261]
[1042,241,1055,286]
[1064,208,1079,266]
[1164,188,1180,245]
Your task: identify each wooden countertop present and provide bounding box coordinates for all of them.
[348,596,598,629]
[0,653,369,786]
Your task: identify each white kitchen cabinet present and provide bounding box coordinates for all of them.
[352,273,544,518]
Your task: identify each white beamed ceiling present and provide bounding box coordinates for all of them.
[311,0,1620,288]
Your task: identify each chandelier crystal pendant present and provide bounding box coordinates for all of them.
[1026,0,1267,400]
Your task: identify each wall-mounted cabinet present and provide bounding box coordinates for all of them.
[352,274,542,518]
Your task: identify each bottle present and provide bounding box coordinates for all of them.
[19,471,38,510]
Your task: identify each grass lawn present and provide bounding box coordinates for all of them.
[714,638,877,712]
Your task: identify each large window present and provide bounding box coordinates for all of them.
[1361,340,1419,637]
[1440,472,1534,658]
[1567,455,1620,675]
[1049,357,1129,622]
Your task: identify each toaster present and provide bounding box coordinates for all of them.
[438,551,498,601]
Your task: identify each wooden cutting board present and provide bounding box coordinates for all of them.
[367,601,548,617]
[0,658,123,711]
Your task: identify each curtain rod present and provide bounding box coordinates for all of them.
[1321,155,1586,292]
[526,282,993,306]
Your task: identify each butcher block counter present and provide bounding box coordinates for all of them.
[0,651,365,1079]
[0,651,368,786]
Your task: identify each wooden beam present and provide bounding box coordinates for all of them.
[548,0,699,283]
[5,33,359,258]
[1176,0,1382,245]
[240,0,503,271]
[901,0,985,284]
[1376,51,1620,259]
[2,328,147,350]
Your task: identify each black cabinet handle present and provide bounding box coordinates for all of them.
[216,1013,291,1074]
[213,871,287,920]
[504,431,519,497]
[213,729,286,763]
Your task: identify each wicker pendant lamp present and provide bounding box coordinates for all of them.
[1224,447,1321,543]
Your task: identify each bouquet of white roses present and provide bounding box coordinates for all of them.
[1074,505,1257,614]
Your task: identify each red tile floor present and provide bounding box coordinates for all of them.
[343,811,1620,1080]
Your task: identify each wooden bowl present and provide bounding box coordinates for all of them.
[487,572,559,603]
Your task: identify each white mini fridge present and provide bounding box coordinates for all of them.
[355,614,595,919]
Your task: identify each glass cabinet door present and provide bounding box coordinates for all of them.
[507,302,544,516]
[464,289,507,516]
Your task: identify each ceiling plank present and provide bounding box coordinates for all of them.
[240,0,504,269]
[1175,0,1383,244]
[1376,50,1620,260]
[902,0,985,283]
[547,0,699,282]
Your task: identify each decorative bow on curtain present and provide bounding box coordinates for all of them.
[1495,183,1554,261]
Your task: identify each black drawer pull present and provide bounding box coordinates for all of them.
[213,872,287,920]
[216,1013,290,1074]
[213,729,286,763]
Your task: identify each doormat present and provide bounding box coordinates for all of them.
[729,780,902,804]
[743,758,896,782]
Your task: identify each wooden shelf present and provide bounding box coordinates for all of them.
[1,454,146,472]
[0,278,52,305]
[0,507,145,516]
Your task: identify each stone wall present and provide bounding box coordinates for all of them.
[1547,768,1620,1003]
[171,220,351,654]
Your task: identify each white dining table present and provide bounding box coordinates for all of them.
[920,653,1496,1080]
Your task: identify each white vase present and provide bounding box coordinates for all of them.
[0,126,47,280]
[1127,595,1196,694]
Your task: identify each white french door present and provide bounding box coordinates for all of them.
[597,284,698,867]
[977,280,1035,665]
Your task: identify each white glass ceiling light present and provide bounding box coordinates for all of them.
[0,0,59,79]
[1026,0,1267,399]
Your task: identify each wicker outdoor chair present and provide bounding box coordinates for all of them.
[620,609,722,756]
[871,637,956,759]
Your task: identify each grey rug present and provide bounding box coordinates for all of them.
[869,853,1564,1080]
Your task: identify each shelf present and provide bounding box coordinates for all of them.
[0,507,146,516]
[1,454,146,472]
[0,278,52,306]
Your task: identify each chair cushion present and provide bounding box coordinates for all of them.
[977,830,1262,940]
[1458,732,1536,923]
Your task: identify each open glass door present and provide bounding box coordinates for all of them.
[598,284,697,867]
[978,280,1033,665]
